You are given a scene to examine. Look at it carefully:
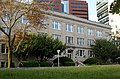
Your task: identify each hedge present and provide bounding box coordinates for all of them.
[21,61,39,67]
[83,58,101,65]
[64,62,75,66]
[53,57,74,66]
[40,61,52,67]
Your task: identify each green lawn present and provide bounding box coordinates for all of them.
[0,65,120,79]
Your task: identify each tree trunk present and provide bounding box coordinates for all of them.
[8,47,11,68]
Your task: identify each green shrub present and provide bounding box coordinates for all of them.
[40,61,52,67]
[116,57,120,64]
[21,61,39,67]
[53,63,62,67]
[83,58,101,65]
[53,57,74,66]
[64,62,75,66]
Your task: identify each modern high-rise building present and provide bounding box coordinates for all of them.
[68,0,88,19]
[36,0,62,12]
[62,0,88,19]
[36,0,88,19]
[61,0,69,13]
[96,0,120,34]
[96,0,108,25]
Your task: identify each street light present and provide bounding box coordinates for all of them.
[57,50,60,67]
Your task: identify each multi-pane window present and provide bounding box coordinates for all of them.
[77,26,84,34]
[1,44,8,54]
[52,21,61,30]
[77,50,84,57]
[67,53,71,58]
[21,16,29,24]
[77,38,84,46]
[3,27,9,33]
[66,24,73,32]
[88,51,93,57]
[1,62,5,68]
[66,36,73,44]
[3,16,9,22]
[87,39,94,46]
[96,30,102,37]
[3,13,10,22]
[52,34,61,40]
[42,20,48,28]
[88,28,94,35]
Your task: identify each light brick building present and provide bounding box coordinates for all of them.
[42,11,111,62]
[0,11,111,67]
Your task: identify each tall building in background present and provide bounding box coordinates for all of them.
[96,0,108,25]
[62,0,69,13]
[68,0,88,19]
[36,0,62,12]
[96,0,120,35]
[36,0,88,19]
[62,0,88,19]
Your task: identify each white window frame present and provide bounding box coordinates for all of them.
[96,30,102,37]
[77,38,84,46]
[3,13,10,22]
[66,36,73,44]
[87,39,94,46]
[66,24,73,32]
[52,21,61,30]
[88,28,94,36]
[21,16,29,24]
[88,50,93,57]
[77,26,84,34]
[1,44,8,54]
[77,50,84,57]
[52,34,61,40]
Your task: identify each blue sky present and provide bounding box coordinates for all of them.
[87,0,98,21]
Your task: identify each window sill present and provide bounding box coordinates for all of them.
[1,53,8,54]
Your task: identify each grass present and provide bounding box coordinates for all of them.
[0,65,120,79]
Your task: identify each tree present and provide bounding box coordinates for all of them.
[13,32,32,62]
[110,0,120,14]
[91,39,118,64]
[29,33,66,63]
[0,0,47,68]
[14,33,66,63]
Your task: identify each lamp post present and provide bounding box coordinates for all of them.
[57,50,60,67]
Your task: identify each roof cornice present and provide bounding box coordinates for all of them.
[45,10,111,29]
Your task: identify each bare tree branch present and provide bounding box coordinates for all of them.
[0,27,9,37]
[1,17,9,28]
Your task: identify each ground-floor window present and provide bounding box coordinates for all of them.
[1,62,5,68]
[1,44,8,54]
[77,50,84,57]
[88,50,93,57]
[67,53,71,59]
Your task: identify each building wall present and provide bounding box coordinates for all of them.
[43,11,111,62]
[0,42,19,67]
[0,10,111,67]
